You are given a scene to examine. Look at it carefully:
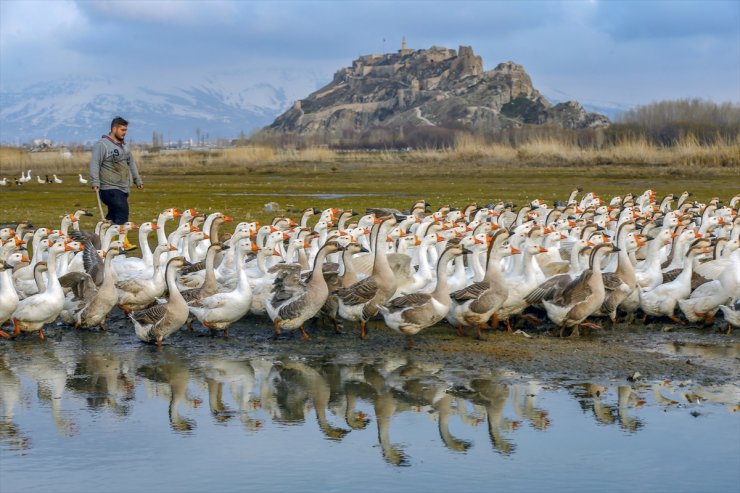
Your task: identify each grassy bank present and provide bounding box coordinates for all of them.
[1,155,738,231]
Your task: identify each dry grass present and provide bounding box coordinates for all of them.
[1,133,738,178]
[0,147,89,177]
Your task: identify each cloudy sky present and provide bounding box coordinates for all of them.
[1,0,738,108]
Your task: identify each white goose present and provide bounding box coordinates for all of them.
[113,221,161,279]
[188,240,253,336]
[679,239,739,324]
[497,241,549,331]
[53,174,63,184]
[78,174,88,184]
[640,244,710,323]
[0,253,28,334]
[4,241,73,340]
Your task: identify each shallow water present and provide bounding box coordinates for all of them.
[1,330,739,493]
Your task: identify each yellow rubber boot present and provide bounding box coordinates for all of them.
[122,235,138,252]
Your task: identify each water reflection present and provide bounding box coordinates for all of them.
[1,346,738,468]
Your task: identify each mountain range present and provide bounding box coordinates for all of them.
[0,60,628,146]
[0,75,318,146]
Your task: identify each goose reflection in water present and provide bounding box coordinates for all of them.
[0,355,31,452]
[136,349,201,433]
[3,348,738,467]
[4,343,77,437]
[66,350,135,416]
[568,383,644,433]
[274,359,350,440]
[195,357,261,430]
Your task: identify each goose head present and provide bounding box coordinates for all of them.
[5,251,30,267]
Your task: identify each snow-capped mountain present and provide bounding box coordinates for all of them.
[0,74,323,145]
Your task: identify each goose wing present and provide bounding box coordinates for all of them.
[116,277,147,294]
[277,293,309,320]
[602,272,626,292]
[337,277,378,305]
[554,270,593,306]
[270,263,305,303]
[180,260,206,275]
[525,274,571,305]
[450,281,491,302]
[71,230,105,285]
[386,292,432,313]
[131,303,168,327]
[661,268,680,284]
[59,271,97,301]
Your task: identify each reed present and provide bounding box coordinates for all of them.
[1,131,738,179]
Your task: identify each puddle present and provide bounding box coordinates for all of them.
[1,333,738,492]
[212,192,410,199]
[660,341,740,360]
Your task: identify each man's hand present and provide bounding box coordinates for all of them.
[92,186,99,192]
[137,183,144,190]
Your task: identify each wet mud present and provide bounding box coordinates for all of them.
[8,310,738,388]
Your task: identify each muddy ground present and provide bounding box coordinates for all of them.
[11,310,737,388]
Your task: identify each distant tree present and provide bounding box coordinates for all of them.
[612,99,740,146]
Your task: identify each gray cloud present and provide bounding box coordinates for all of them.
[1,0,738,105]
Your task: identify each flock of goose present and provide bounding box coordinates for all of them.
[0,170,89,186]
[1,189,739,348]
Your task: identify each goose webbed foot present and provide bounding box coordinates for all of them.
[299,325,311,341]
[580,322,603,331]
[0,329,11,339]
[475,324,486,340]
[404,335,414,350]
[272,319,282,339]
[518,313,541,326]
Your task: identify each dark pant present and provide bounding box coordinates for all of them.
[99,189,129,224]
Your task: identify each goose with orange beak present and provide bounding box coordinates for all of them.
[4,241,74,340]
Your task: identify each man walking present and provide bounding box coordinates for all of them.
[89,116,144,250]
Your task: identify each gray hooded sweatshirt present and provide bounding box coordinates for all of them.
[89,135,143,193]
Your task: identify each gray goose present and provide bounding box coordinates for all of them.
[379,244,468,349]
[335,216,398,339]
[266,241,343,340]
[59,243,123,330]
[320,239,367,334]
[446,230,519,339]
[542,243,618,337]
[130,256,189,347]
[598,233,644,326]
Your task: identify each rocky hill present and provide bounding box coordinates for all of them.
[263,44,609,140]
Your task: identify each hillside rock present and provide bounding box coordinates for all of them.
[264,45,609,139]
